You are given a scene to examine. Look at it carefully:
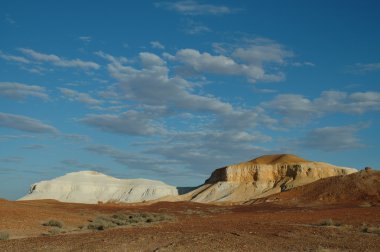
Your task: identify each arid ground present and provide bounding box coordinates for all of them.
[1,199,380,252]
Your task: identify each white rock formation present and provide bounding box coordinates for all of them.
[19,171,178,204]
[183,154,358,203]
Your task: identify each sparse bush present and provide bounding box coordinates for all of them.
[87,212,173,231]
[43,220,63,228]
[0,231,9,240]
[362,224,380,235]
[318,219,341,226]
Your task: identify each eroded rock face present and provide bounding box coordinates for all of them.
[188,154,357,203]
[19,171,178,204]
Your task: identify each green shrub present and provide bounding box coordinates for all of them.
[43,220,63,228]
[87,212,173,231]
[0,231,9,240]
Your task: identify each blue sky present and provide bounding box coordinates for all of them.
[1,0,380,200]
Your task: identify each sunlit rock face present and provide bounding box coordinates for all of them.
[19,171,178,204]
[187,154,357,203]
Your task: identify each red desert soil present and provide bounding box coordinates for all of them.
[248,153,310,164]
[252,169,380,206]
[1,198,380,251]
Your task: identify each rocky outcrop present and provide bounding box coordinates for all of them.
[186,154,357,203]
[18,171,178,204]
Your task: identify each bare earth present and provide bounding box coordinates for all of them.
[1,199,380,252]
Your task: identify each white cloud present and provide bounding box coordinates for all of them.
[79,36,91,43]
[150,41,165,50]
[58,87,102,106]
[349,62,380,73]
[0,82,49,100]
[155,0,234,15]
[263,91,380,123]
[299,124,367,151]
[19,48,100,70]
[181,19,211,35]
[80,110,167,136]
[94,51,128,65]
[0,112,59,134]
[104,51,234,115]
[233,38,293,65]
[0,50,30,63]
[170,38,292,82]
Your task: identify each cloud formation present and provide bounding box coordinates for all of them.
[58,87,102,106]
[0,112,59,134]
[19,48,100,70]
[169,38,292,82]
[155,0,234,15]
[299,124,366,151]
[0,82,49,100]
[80,110,167,136]
[263,91,380,124]
[150,41,165,49]
[0,50,30,63]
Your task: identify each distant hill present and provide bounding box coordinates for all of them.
[181,154,357,203]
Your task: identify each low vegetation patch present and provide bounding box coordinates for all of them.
[88,212,173,231]
[42,220,63,228]
[318,219,341,227]
[0,231,9,240]
[361,224,380,235]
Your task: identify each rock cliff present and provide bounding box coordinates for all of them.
[186,154,357,203]
[19,171,178,204]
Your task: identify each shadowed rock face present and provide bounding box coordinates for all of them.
[188,154,357,203]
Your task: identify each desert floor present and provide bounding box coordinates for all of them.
[0,200,380,251]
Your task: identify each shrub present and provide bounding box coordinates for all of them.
[87,212,173,231]
[43,220,63,228]
[319,219,341,227]
[0,231,9,240]
[362,225,380,235]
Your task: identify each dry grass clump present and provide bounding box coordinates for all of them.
[361,224,380,235]
[318,219,341,227]
[0,231,9,240]
[42,220,63,228]
[88,212,172,231]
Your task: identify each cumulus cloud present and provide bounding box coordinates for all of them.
[80,110,167,136]
[146,130,270,172]
[0,112,59,134]
[58,87,102,106]
[0,82,49,100]
[155,0,234,15]
[94,51,128,65]
[150,41,165,49]
[299,124,367,151]
[104,51,234,115]
[263,91,380,124]
[19,48,100,70]
[170,39,292,82]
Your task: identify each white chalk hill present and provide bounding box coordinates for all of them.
[19,171,178,204]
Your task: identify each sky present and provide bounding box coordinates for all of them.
[1,0,380,200]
